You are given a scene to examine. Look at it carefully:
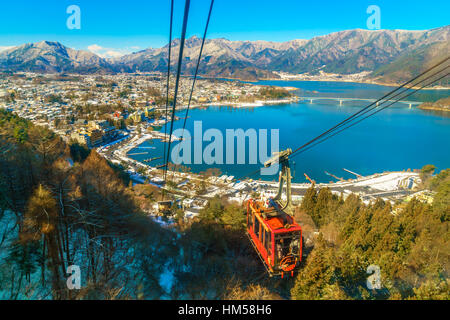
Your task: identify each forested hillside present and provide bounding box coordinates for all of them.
[292,170,449,300]
[0,109,176,299]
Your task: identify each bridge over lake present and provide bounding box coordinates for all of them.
[298,96,422,108]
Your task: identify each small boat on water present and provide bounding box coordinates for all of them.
[127,152,148,156]
[143,156,163,163]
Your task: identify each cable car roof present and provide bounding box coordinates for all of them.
[257,213,302,234]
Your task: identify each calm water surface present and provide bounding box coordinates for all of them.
[128,81,450,183]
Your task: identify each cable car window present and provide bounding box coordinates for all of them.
[254,216,260,239]
[275,237,285,262]
[290,237,300,255]
[275,235,294,262]
[289,232,301,255]
[266,230,272,256]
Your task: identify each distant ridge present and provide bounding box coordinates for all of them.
[1,26,448,83]
[0,41,112,74]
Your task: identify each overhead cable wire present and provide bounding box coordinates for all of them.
[291,69,450,159]
[290,56,450,157]
[162,0,175,174]
[171,0,215,178]
[163,0,191,182]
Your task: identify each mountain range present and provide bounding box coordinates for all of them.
[0,26,448,83]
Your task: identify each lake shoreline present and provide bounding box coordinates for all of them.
[199,74,450,90]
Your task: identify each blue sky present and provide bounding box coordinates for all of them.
[0,0,448,57]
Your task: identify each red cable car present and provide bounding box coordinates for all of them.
[246,149,303,278]
[247,199,302,277]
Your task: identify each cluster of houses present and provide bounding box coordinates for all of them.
[70,120,119,148]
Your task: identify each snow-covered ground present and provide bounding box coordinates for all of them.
[338,172,420,191]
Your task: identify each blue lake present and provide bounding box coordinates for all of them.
[128,81,450,183]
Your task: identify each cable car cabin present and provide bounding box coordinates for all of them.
[246,198,302,278]
[246,148,302,277]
